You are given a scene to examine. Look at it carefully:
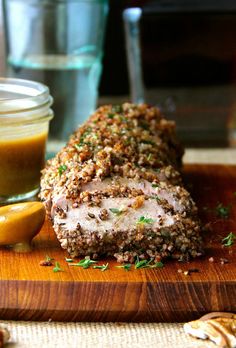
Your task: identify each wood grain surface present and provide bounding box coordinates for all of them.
[0,164,236,322]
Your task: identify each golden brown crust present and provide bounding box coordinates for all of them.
[40,103,183,204]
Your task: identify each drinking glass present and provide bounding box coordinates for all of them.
[3,0,108,140]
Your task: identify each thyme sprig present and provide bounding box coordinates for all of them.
[222,232,236,247]
[50,258,164,272]
[58,164,67,176]
[108,113,115,119]
[69,259,97,269]
[53,262,63,272]
[150,261,164,268]
[203,201,232,219]
[150,195,161,202]
[216,203,231,219]
[137,216,155,225]
[65,258,73,263]
[134,258,164,269]
[116,264,131,271]
[93,263,109,271]
[151,183,159,188]
[135,259,153,269]
[140,139,155,145]
[75,142,91,149]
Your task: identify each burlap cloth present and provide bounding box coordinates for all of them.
[0,321,215,348]
[1,148,235,348]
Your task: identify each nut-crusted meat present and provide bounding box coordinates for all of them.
[40,103,202,262]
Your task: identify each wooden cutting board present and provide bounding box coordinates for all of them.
[0,164,236,322]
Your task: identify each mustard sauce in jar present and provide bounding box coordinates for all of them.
[0,132,47,196]
[0,78,53,203]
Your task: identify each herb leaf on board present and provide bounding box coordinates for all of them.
[93,263,109,271]
[53,262,63,272]
[69,259,97,269]
[116,264,132,271]
[215,203,231,219]
[222,232,236,247]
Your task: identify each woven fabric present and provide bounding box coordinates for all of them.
[0,321,215,348]
[184,148,236,164]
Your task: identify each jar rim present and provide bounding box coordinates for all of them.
[0,77,52,115]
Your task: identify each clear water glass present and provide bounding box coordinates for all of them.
[3,0,108,140]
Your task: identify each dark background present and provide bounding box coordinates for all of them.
[98,0,236,146]
[100,0,236,95]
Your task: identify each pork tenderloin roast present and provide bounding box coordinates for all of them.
[40,103,202,262]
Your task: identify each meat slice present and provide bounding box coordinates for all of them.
[40,103,202,262]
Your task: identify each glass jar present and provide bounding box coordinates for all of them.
[0,78,53,204]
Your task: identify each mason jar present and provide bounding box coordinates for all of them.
[0,78,53,204]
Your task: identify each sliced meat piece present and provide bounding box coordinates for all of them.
[53,195,201,262]
[80,177,196,215]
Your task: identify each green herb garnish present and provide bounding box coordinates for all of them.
[75,143,83,149]
[109,208,123,216]
[150,195,161,202]
[134,163,141,168]
[135,258,164,269]
[119,115,128,122]
[216,203,231,219]
[53,262,63,272]
[58,164,67,175]
[70,259,97,269]
[108,113,115,119]
[151,183,158,188]
[137,216,155,225]
[150,261,164,268]
[116,264,132,271]
[45,255,54,262]
[93,263,109,272]
[65,258,73,263]
[75,141,92,149]
[147,153,152,161]
[141,140,155,145]
[222,232,236,247]
[135,258,153,269]
[75,128,93,148]
[82,127,92,137]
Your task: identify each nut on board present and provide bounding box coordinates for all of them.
[184,312,236,348]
